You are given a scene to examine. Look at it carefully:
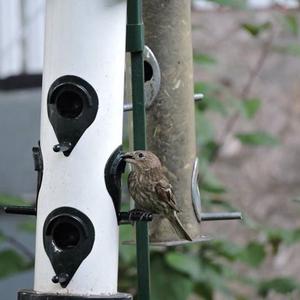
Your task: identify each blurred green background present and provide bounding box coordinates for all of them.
[1,0,300,299]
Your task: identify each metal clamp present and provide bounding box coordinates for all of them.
[143,45,161,108]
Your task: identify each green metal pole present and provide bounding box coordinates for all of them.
[126,1,151,299]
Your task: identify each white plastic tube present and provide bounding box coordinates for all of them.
[34,0,127,296]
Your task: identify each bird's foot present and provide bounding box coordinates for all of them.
[128,209,153,222]
[118,209,153,224]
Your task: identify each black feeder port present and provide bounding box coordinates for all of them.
[43,207,95,288]
[47,75,99,156]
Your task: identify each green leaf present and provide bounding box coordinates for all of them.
[201,173,227,194]
[241,22,272,37]
[208,98,228,115]
[201,141,220,162]
[273,43,300,56]
[241,98,262,119]
[238,242,266,267]
[199,258,231,294]
[165,252,201,280]
[236,131,279,146]
[260,227,300,254]
[266,227,300,246]
[194,53,217,65]
[210,199,239,211]
[201,182,227,194]
[258,277,299,297]
[207,0,247,9]
[18,219,36,233]
[195,82,229,115]
[285,228,300,245]
[210,240,241,261]
[194,81,221,95]
[151,255,193,300]
[283,15,298,36]
[0,250,33,279]
[195,112,216,145]
[0,195,28,206]
[209,240,266,267]
[194,282,213,300]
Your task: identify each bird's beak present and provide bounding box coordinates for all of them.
[121,152,136,163]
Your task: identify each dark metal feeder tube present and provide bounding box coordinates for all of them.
[143,0,200,242]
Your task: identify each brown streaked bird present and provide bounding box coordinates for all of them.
[123,150,193,241]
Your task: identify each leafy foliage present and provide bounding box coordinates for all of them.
[0,194,27,206]
[18,218,36,233]
[273,43,300,56]
[0,250,33,279]
[238,242,266,267]
[165,252,202,280]
[117,221,300,299]
[258,277,299,297]
[236,131,279,146]
[283,14,298,36]
[239,98,262,119]
[151,254,194,300]
[241,22,272,37]
[194,53,217,65]
[207,0,247,9]
[201,175,227,194]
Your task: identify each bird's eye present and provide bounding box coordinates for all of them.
[138,152,144,158]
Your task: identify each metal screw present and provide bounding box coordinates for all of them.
[52,275,59,284]
[52,273,70,284]
[53,142,72,153]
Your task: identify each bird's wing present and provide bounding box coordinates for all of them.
[155,178,180,212]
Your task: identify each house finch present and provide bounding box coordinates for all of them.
[123,150,193,241]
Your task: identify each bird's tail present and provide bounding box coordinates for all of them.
[168,212,193,241]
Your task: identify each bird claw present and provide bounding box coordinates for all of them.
[117,209,153,224]
[128,209,153,222]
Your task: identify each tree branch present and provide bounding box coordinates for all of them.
[199,30,275,184]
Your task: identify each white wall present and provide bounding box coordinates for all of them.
[0,0,297,78]
[0,0,45,77]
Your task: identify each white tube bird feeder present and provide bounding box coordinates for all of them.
[18,0,131,299]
